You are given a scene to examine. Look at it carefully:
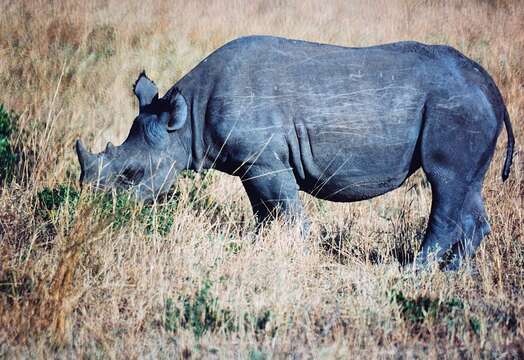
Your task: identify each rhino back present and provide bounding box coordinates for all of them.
[176,36,458,200]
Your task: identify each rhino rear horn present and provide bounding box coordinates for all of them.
[75,139,97,171]
[133,71,158,110]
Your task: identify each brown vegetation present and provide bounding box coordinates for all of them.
[0,0,522,358]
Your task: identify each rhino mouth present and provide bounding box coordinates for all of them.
[119,168,144,184]
[75,138,179,202]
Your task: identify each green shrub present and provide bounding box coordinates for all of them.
[36,185,81,237]
[37,185,80,212]
[93,191,136,229]
[164,280,235,338]
[137,196,179,235]
[389,290,480,335]
[164,297,177,333]
[0,104,17,183]
[183,170,217,210]
[469,317,481,335]
[244,309,271,334]
[164,280,273,339]
[92,171,216,233]
[248,349,267,360]
[35,170,219,236]
[93,191,179,235]
[225,240,243,255]
[36,185,180,235]
[389,289,464,323]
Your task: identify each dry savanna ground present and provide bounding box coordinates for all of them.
[0,0,523,358]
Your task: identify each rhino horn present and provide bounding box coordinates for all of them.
[75,139,97,171]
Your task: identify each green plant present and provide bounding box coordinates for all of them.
[93,191,136,229]
[0,104,17,183]
[35,170,216,236]
[225,240,242,255]
[183,170,217,210]
[38,185,80,212]
[90,190,179,235]
[37,185,179,235]
[37,185,80,223]
[164,280,273,339]
[389,290,481,336]
[138,196,179,235]
[469,317,481,335]
[164,280,235,338]
[389,290,464,323]
[248,349,267,360]
[164,297,177,333]
[244,309,271,334]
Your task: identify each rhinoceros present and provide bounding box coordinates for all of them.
[76,35,514,269]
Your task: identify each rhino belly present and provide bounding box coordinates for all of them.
[294,113,422,202]
[299,143,419,202]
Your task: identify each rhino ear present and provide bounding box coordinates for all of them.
[167,92,188,131]
[133,71,158,110]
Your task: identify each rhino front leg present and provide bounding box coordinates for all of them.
[241,165,309,234]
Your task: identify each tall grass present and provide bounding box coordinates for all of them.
[0,0,522,357]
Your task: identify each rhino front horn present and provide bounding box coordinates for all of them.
[75,139,96,170]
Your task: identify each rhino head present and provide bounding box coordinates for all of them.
[76,72,190,201]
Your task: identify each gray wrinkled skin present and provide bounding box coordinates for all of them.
[76,36,515,270]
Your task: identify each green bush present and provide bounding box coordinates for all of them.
[137,196,179,235]
[244,309,271,334]
[164,280,235,338]
[36,185,81,237]
[389,290,480,335]
[35,170,219,236]
[94,171,217,233]
[164,280,273,338]
[38,185,80,212]
[183,170,218,211]
[93,191,136,229]
[248,349,267,360]
[36,185,180,235]
[0,104,17,183]
[93,191,179,235]
[390,289,464,323]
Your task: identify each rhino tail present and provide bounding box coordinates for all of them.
[501,107,515,182]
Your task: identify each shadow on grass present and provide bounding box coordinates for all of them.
[318,217,424,266]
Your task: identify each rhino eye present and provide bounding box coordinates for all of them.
[119,168,144,185]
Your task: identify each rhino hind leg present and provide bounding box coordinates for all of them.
[416,98,499,269]
[443,186,491,271]
[241,166,309,233]
[417,177,470,265]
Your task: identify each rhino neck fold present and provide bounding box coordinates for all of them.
[171,70,222,173]
[185,90,210,173]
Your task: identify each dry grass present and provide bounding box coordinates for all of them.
[0,0,522,358]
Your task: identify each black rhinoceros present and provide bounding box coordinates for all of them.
[76,36,514,269]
